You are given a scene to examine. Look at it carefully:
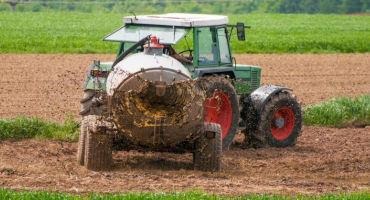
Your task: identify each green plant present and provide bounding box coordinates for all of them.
[0,188,369,200]
[0,116,79,141]
[304,95,370,127]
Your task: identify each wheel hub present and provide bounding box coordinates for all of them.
[204,91,232,139]
[274,117,285,129]
[271,106,295,141]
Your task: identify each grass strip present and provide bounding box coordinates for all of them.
[0,116,78,141]
[304,95,370,128]
[0,189,369,200]
[0,95,368,141]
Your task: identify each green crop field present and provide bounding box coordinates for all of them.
[0,12,369,54]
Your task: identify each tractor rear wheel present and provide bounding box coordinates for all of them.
[199,76,239,150]
[249,91,302,148]
[84,115,112,171]
[193,122,222,172]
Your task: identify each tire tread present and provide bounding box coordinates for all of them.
[194,122,222,172]
[248,91,302,148]
[84,115,112,171]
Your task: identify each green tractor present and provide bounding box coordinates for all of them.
[77,13,302,172]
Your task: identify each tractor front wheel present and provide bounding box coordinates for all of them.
[249,91,302,148]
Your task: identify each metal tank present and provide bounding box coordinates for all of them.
[106,36,205,148]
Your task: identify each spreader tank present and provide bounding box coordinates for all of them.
[106,38,205,148]
[106,51,192,96]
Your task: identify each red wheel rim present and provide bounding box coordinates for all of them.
[204,91,232,139]
[271,106,295,141]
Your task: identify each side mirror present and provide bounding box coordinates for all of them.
[236,22,246,41]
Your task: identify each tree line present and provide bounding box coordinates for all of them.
[1,0,369,14]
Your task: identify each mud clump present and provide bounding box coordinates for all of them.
[110,79,205,147]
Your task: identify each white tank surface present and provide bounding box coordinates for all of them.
[106,52,191,96]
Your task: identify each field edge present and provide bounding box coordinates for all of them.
[0,188,369,200]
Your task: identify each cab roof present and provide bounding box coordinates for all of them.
[124,13,229,27]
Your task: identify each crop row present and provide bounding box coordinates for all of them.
[0,12,369,53]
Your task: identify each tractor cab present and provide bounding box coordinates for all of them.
[104,13,247,71]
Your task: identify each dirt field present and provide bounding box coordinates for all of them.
[0,126,369,195]
[0,54,369,195]
[0,54,369,121]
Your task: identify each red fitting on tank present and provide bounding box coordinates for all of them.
[149,36,164,48]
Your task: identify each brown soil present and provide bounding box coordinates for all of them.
[0,126,369,195]
[0,54,369,195]
[237,54,370,106]
[0,54,369,121]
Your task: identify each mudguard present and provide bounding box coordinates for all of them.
[240,85,291,132]
[249,85,291,113]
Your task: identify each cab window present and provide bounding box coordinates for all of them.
[217,28,231,64]
[198,27,217,65]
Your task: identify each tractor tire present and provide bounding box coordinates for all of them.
[198,76,239,150]
[84,115,112,171]
[249,91,302,148]
[193,122,222,172]
[240,95,258,136]
[80,90,103,116]
[79,90,128,150]
[76,117,88,166]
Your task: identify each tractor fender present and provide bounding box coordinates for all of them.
[248,85,292,113]
[241,85,291,131]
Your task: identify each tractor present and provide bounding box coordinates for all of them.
[77,13,302,172]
